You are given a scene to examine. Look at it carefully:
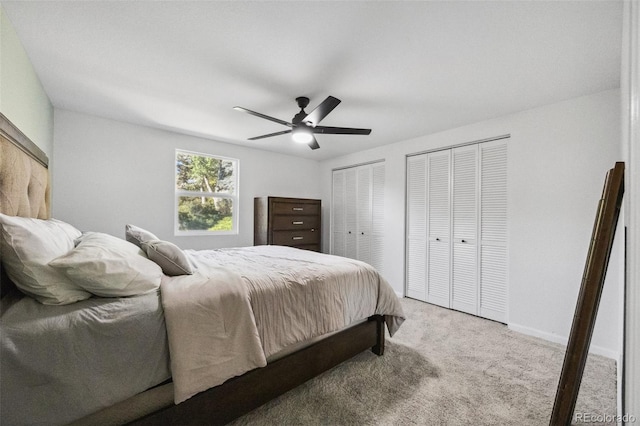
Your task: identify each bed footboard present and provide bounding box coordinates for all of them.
[129,315,385,426]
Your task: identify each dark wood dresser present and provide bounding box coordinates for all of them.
[254,197,321,252]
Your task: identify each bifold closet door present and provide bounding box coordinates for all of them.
[426,150,451,308]
[405,138,508,323]
[332,163,386,273]
[451,145,478,315]
[344,168,358,259]
[406,156,427,301]
[479,141,508,322]
[370,163,385,275]
[331,170,346,257]
[356,166,372,264]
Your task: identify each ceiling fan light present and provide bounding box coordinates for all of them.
[292,127,313,144]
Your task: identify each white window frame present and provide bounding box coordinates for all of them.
[174,149,239,236]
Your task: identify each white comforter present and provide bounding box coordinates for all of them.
[161,246,405,404]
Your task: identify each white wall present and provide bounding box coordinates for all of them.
[0,6,53,158]
[52,109,322,250]
[320,89,623,358]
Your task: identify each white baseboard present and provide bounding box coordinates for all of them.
[395,290,404,298]
[508,322,619,361]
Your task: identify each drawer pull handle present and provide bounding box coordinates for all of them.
[292,207,304,211]
[292,236,304,240]
[292,221,304,225]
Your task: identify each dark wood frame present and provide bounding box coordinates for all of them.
[549,162,625,425]
[0,112,48,167]
[130,315,385,425]
[0,113,387,425]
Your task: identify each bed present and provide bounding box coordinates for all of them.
[0,113,405,425]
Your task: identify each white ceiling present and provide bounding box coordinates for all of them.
[2,1,622,161]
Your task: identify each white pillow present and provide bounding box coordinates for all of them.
[49,232,163,297]
[142,239,194,276]
[125,224,159,248]
[0,213,91,305]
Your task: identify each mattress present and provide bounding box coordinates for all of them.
[0,291,171,426]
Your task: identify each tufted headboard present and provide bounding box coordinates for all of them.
[0,113,50,219]
[0,113,50,299]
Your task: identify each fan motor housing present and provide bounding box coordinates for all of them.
[295,96,310,109]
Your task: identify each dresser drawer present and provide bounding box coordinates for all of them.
[271,202,319,216]
[272,230,320,246]
[272,215,319,231]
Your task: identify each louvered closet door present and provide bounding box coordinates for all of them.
[370,163,385,274]
[479,141,508,323]
[406,156,427,301]
[344,168,358,259]
[331,170,346,257]
[427,150,451,308]
[356,166,372,264]
[451,145,478,315]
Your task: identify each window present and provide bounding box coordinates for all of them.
[175,150,238,235]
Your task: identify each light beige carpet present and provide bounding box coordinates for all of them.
[230,298,616,425]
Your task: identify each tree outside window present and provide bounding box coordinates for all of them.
[175,150,238,234]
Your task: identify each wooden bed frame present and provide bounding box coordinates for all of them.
[0,113,386,425]
[132,317,384,425]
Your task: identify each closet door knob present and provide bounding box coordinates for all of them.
[436,238,440,241]
[462,239,466,243]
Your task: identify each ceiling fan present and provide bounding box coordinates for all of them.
[233,96,371,150]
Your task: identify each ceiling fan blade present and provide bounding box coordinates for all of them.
[234,106,292,127]
[313,126,371,135]
[303,96,341,127]
[308,135,320,150]
[248,130,292,140]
